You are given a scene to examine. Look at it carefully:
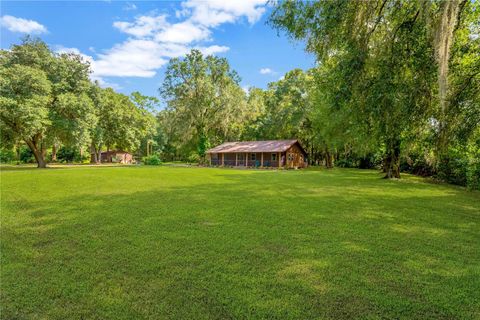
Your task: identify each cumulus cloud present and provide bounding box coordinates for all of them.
[55,46,120,89]
[0,15,47,34]
[113,14,169,38]
[65,0,266,82]
[183,0,266,27]
[260,68,273,74]
[154,21,211,44]
[199,45,230,55]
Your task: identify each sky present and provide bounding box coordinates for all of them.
[0,0,315,98]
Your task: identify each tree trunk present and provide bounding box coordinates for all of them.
[325,148,333,169]
[51,143,57,162]
[25,139,47,168]
[106,145,111,163]
[15,142,21,165]
[91,144,102,164]
[383,139,401,179]
[91,144,97,163]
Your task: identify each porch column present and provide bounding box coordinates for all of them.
[221,153,224,166]
[235,153,238,166]
[278,152,281,168]
[245,153,248,167]
[261,153,264,168]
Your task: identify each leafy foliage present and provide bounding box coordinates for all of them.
[269,0,479,187]
[160,50,247,160]
[142,154,161,165]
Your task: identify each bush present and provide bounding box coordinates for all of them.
[466,159,480,191]
[57,146,76,163]
[335,158,356,168]
[19,146,35,163]
[436,148,469,187]
[0,148,15,164]
[400,152,435,177]
[57,146,89,163]
[187,152,200,164]
[143,154,161,165]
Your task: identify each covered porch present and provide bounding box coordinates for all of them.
[209,152,283,168]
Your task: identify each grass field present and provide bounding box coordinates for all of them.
[1,166,479,319]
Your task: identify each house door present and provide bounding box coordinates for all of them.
[237,153,245,166]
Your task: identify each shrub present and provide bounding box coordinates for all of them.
[400,152,435,177]
[436,147,469,187]
[19,146,35,163]
[187,152,200,164]
[0,148,15,164]
[143,154,161,165]
[335,158,356,168]
[57,146,89,163]
[57,146,76,163]
[466,159,480,191]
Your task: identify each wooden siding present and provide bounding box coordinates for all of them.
[208,141,306,169]
[286,143,307,168]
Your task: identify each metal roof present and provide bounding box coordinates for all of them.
[206,140,302,153]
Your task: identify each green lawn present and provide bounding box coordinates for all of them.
[1,166,479,319]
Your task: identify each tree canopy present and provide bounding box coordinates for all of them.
[0,37,156,167]
[1,3,478,189]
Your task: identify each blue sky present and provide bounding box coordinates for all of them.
[0,1,315,98]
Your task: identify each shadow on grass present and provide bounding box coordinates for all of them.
[2,171,479,319]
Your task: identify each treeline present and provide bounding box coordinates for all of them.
[0,38,157,167]
[266,0,479,188]
[156,0,479,189]
[1,0,479,190]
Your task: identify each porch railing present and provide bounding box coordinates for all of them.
[210,158,281,167]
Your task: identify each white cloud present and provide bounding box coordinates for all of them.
[198,45,229,55]
[94,39,169,77]
[260,68,273,74]
[113,14,168,38]
[183,0,266,27]
[154,21,211,44]
[94,77,122,90]
[0,15,47,34]
[61,0,266,82]
[55,46,120,89]
[55,46,94,65]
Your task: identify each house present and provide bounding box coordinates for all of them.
[90,150,134,164]
[206,139,308,169]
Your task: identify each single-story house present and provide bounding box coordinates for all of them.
[206,139,308,169]
[90,150,133,164]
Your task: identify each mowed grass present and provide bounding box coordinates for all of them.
[1,166,479,319]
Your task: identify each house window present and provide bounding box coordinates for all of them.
[251,153,256,161]
[271,153,277,161]
[288,154,293,161]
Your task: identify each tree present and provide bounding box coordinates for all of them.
[160,49,247,160]
[130,92,160,157]
[0,64,51,167]
[269,0,479,178]
[0,38,95,168]
[90,87,155,163]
